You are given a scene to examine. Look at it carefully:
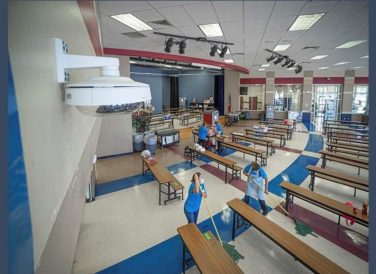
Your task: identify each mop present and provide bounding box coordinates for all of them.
[200,186,244,263]
[248,173,316,237]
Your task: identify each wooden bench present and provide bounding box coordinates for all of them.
[262,119,297,131]
[231,132,276,156]
[147,117,174,130]
[245,128,286,147]
[323,124,367,134]
[306,165,368,196]
[319,150,368,175]
[260,121,294,139]
[186,146,240,184]
[181,113,202,126]
[217,138,268,166]
[326,142,368,153]
[325,143,368,158]
[141,157,184,205]
[327,130,368,143]
[280,182,368,227]
[192,129,217,150]
[331,136,369,145]
[227,198,348,274]
[177,223,243,274]
[264,126,292,140]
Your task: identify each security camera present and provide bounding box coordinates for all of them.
[55,38,151,116]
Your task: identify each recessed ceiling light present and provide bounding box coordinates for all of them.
[317,67,329,70]
[335,40,366,49]
[334,62,350,66]
[310,55,328,60]
[360,55,368,58]
[199,23,223,37]
[110,13,153,32]
[224,59,234,63]
[273,44,291,51]
[258,68,265,71]
[261,64,270,67]
[289,13,325,31]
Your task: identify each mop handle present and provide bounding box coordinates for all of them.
[200,186,224,246]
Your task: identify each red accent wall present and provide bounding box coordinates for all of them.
[313,77,344,84]
[76,0,103,56]
[274,78,304,84]
[354,77,368,84]
[240,78,266,84]
[103,48,249,74]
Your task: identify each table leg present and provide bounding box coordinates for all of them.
[225,166,228,184]
[285,191,290,215]
[232,210,236,241]
[182,243,186,274]
[159,183,161,206]
[309,172,315,191]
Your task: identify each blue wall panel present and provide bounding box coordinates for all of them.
[178,71,215,103]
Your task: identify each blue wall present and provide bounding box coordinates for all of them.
[178,70,216,103]
[130,65,170,113]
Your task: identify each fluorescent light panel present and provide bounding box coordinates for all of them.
[199,23,223,37]
[360,55,368,58]
[289,13,325,31]
[336,40,366,49]
[317,67,329,70]
[273,44,291,51]
[111,13,153,31]
[224,59,233,63]
[258,68,265,71]
[353,66,365,69]
[310,55,328,60]
[261,64,270,67]
[334,62,350,66]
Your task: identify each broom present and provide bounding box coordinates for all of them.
[200,186,244,263]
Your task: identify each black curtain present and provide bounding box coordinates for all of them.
[170,76,179,108]
[214,75,225,115]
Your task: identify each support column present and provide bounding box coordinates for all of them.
[224,70,240,114]
[265,71,275,107]
[341,69,355,121]
[302,71,313,122]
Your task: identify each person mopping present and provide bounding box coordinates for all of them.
[243,161,269,216]
[184,172,207,224]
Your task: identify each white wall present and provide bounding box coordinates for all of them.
[9,1,101,272]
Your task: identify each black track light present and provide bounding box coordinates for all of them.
[210,44,218,57]
[286,61,295,68]
[219,46,228,57]
[179,40,186,54]
[266,55,277,62]
[273,56,284,65]
[164,38,174,53]
[281,59,291,67]
[294,65,302,74]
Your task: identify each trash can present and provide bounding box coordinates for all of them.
[133,132,144,152]
[144,133,158,154]
[86,155,97,202]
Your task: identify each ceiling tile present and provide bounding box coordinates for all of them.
[271,1,307,18]
[147,1,203,9]
[244,1,275,20]
[212,1,243,23]
[300,1,339,14]
[244,18,269,35]
[98,1,152,16]
[132,9,165,23]
[157,6,196,27]
[221,21,244,36]
[183,2,218,25]
[266,16,297,33]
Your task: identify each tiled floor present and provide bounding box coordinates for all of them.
[73,120,369,274]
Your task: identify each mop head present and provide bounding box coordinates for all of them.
[223,242,245,264]
[294,220,317,237]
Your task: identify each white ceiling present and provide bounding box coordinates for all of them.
[98,0,369,76]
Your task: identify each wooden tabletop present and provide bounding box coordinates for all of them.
[245,128,285,137]
[326,142,369,152]
[232,132,275,143]
[218,139,265,155]
[331,137,369,144]
[306,165,368,187]
[319,150,369,165]
[143,158,174,184]
[177,223,243,274]
[188,146,236,167]
[227,198,349,274]
[280,182,369,225]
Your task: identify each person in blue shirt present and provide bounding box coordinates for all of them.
[214,121,223,135]
[198,123,209,146]
[243,161,269,216]
[184,172,207,224]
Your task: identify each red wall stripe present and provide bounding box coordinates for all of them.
[77,0,103,56]
[274,77,304,84]
[103,48,250,74]
[240,78,266,84]
[313,77,344,84]
[354,77,368,84]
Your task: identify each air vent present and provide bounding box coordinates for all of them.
[122,32,147,38]
[302,46,319,50]
[149,20,172,27]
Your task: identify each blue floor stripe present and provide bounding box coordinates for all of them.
[268,155,319,196]
[304,134,324,153]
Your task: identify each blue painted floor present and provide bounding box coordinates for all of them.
[304,134,324,153]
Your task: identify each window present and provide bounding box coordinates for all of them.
[239,85,265,111]
[352,85,368,114]
[274,85,302,111]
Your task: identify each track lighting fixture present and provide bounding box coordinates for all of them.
[266,55,277,62]
[179,40,186,54]
[294,65,302,74]
[281,59,292,67]
[164,38,174,53]
[273,56,284,65]
[210,44,219,57]
[219,46,228,57]
[286,61,295,68]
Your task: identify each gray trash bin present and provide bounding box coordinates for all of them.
[133,133,144,152]
[144,134,158,154]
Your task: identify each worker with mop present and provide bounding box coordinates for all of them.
[243,161,269,216]
[184,172,207,224]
